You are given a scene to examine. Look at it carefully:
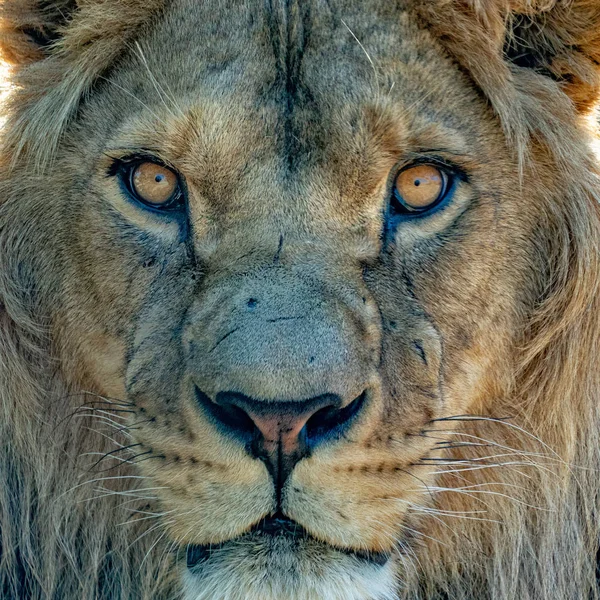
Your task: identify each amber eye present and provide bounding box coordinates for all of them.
[129,161,182,208]
[392,164,450,215]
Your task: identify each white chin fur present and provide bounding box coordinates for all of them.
[182,535,397,600]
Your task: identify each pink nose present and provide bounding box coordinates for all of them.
[216,391,342,456]
[242,405,326,456]
[196,389,366,485]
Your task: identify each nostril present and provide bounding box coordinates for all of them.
[195,388,258,440]
[304,405,339,439]
[195,387,368,457]
[217,402,257,436]
[305,390,367,447]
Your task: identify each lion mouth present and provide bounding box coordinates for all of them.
[185,515,390,568]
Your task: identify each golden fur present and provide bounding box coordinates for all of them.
[0,1,600,599]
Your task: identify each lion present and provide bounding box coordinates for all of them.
[0,0,599,598]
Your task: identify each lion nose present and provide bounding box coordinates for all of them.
[195,389,366,485]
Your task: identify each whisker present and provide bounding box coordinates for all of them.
[138,529,171,574]
[98,76,166,123]
[412,507,502,525]
[57,474,149,499]
[401,523,449,548]
[416,485,554,512]
[134,42,186,119]
[430,414,513,423]
[126,519,174,553]
[426,460,557,477]
[430,415,572,468]
[119,510,177,526]
[422,430,570,467]
[87,443,143,471]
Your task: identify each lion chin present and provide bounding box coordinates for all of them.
[183,520,396,600]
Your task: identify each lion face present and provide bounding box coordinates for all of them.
[8,1,567,599]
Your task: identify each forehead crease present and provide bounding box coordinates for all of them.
[115,0,476,183]
[138,0,420,110]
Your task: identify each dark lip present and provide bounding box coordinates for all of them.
[186,515,390,568]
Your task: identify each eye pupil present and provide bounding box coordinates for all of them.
[128,160,182,209]
[392,164,449,215]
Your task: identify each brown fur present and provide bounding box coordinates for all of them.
[0,1,600,599]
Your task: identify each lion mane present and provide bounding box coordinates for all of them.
[0,1,599,599]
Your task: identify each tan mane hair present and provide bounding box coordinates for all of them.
[408,137,600,598]
[0,3,180,597]
[405,5,600,597]
[408,5,600,597]
[0,1,599,598]
[0,0,166,170]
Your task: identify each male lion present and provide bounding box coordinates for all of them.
[0,0,600,599]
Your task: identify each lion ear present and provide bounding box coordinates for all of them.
[504,1,600,112]
[0,0,79,67]
[0,0,165,170]
[416,1,600,159]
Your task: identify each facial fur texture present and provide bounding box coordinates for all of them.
[1,1,600,599]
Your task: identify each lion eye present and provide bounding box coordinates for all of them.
[392,164,449,215]
[129,161,181,208]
